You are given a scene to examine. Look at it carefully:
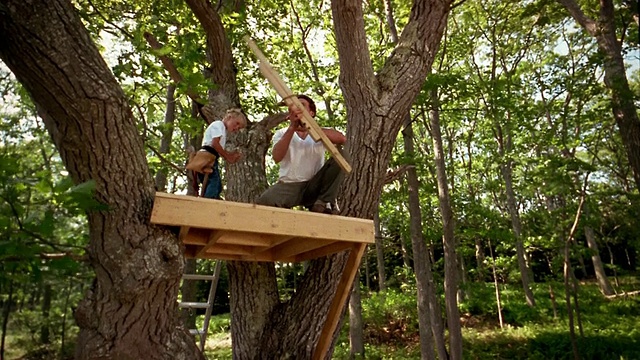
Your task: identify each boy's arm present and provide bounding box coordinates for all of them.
[211,137,241,163]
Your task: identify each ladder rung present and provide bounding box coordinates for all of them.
[189,329,205,336]
[182,274,217,281]
[179,302,210,309]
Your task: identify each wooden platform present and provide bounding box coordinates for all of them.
[150,192,373,359]
[150,192,374,262]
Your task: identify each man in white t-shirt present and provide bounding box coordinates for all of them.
[256,94,348,214]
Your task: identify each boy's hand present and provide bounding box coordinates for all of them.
[226,151,242,164]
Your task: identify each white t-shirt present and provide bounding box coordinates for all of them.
[202,120,227,148]
[273,128,325,183]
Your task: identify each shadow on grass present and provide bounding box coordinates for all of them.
[464,329,640,360]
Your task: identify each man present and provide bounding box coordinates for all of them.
[256,94,348,214]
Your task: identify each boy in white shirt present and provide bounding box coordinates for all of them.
[256,95,348,214]
[198,108,247,199]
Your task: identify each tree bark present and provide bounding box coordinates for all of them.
[428,90,462,360]
[180,259,198,330]
[0,2,201,359]
[557,0,640,190]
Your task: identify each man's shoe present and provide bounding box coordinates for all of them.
[310,203,327,213]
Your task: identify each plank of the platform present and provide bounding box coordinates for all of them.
[152,192,374,244]
[290,241,356,263]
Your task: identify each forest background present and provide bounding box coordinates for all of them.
[1,0,639,359]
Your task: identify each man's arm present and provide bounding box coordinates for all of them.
[272,124,298,163]
[322,128,346,145]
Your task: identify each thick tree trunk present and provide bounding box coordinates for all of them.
[180,259,198,330]
[557,0,640,190]
[429,90,462,360]
[0,2,201,359]
[180,0,454,357]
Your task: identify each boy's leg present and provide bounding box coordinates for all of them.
[204,162,222,199]
[255,181,307,208]
[302,147,350,208]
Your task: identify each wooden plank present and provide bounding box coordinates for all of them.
[244,36,351,174]
[270,239,336,261]
[195,230,224,258]
[151,193,374,244]
[215,231,273,247]
[179,226,190,242]
[199,252,275,262]
[183,247,198,258]
[204,243,255,256]
[182,228,209,245]
[313,243,367,360]
[292,242,355,263]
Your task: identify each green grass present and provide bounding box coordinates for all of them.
[202,280,640,359]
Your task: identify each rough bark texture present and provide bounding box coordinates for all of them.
[0,1,201,359]
[429,91,462,360]
[557,0,640,190]
[180,0,454,357]
[333,0,454,220]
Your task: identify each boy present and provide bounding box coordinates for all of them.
[197,108,247,199]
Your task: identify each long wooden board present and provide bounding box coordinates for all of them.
[244,36,352,173]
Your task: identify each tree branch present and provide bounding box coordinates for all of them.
[556,0,598,35]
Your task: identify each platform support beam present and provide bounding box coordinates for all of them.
[312,243,367,360]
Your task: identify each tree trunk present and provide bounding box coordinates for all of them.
[428,90,462,360]
[225,0,454,356]
[348,270,364,358]
[180,259,198,330]
[584,222,614,295]
[475,238,486,281]
[402,117,445,360]
[557,0,640,190]
[374,211,387,292]
[500,159,536,307]
[1,278,13,360]
[60,279,73,358]
[41,282,52,345]
[154,83,177,192]
[0,2,201,358]
[488,239,504,329]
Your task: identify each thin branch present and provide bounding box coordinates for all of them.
[556,0,598,35]
[146,143,187,175]
[143,32,213,123]
[86,0,136,40]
